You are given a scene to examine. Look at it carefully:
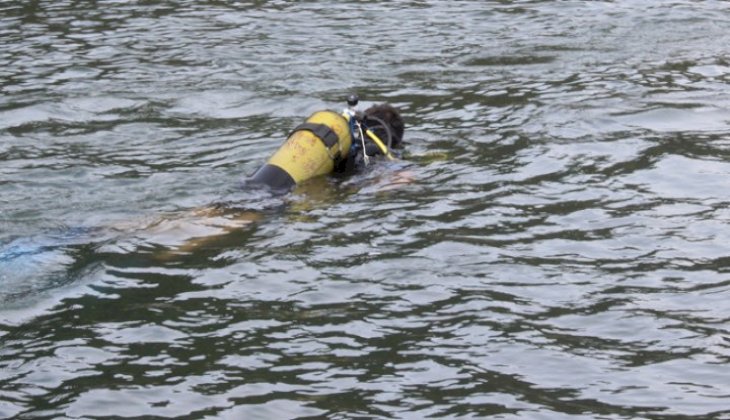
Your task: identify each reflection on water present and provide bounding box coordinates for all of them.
[2,1,730,418]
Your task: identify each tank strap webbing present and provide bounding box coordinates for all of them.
[290,122,340,151]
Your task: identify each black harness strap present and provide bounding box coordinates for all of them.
[290,122,340,153]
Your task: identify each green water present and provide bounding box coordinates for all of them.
[2,1,730,418]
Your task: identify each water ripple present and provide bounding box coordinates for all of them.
[3,0,730,418]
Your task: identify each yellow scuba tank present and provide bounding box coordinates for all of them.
[250,110,352,190]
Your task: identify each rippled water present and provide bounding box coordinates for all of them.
[2,1,730,418]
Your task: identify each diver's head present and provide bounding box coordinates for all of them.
[363,104,405,149]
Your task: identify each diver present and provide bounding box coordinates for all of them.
[249,94,405,191]
[0,96,408,273]
[0,96,408,296]
[143,95,408,257]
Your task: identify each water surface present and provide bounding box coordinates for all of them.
[1,1,730,418]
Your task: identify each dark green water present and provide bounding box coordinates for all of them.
[2,1,730,418]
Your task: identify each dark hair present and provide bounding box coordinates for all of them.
[363,104,405,149]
